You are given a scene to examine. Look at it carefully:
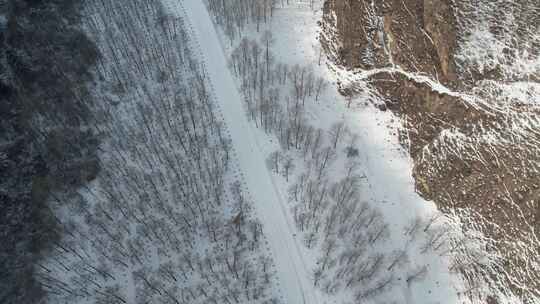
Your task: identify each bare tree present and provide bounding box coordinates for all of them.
[266,151,282,174]
[328,121,347,150]
[406,266,428,285]
[387,250,409,271]
[282,155,295,181]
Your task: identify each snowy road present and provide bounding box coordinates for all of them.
[161,1,320,303]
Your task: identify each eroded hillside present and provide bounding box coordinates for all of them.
[320,0,457,84]
[321,0,540,302]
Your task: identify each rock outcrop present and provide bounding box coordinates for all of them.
[367,71,540,302]
[321,0,457,84]
[321,0,540,301]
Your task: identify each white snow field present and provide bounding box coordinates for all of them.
[199,0,476,303]
[36,0,509,303]
[163,1,321,303]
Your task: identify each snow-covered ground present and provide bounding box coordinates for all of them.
[174,1,321,303]
[200,1,472,303]
[39,0,530,303]
[40,1,280,303]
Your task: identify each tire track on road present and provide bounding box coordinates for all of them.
[162,1,322,303]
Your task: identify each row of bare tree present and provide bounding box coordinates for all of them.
[40,1,278,303]
[217,8,486,302]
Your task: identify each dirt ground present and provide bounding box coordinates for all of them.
[320,0,540,301]
[368,71,540,301]
[320,0,457,85]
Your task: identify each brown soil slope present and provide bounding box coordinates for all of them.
[320,0,457,84]
[321,0,540,302]
[369,72,539,301]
